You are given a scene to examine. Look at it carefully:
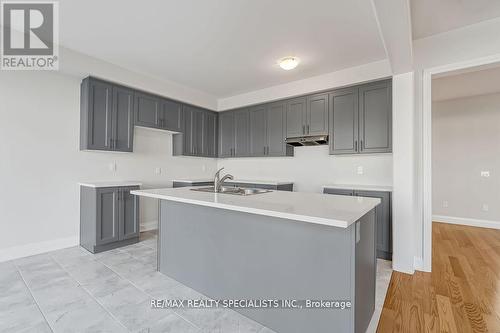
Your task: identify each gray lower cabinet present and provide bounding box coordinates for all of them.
[80,78,134,152]
[172,181,213,188]
[323,187,392,260]
[329,80,392,155]
[80,185,140,253]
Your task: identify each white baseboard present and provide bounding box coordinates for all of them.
[140,220,158,232]
[433,215,500,230]
[0,236,79,263]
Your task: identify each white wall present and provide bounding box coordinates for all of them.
[413,17,500,270]
[218,147,392,193]
[432,93,500,223]
[0,70,218,261]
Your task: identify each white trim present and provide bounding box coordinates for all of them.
[414,257,424,271]
[0,236,79,263]
[421,53,500,273]
[140,220,158,232]
[433,215,500,230]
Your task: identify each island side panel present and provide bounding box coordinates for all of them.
[159,200,356,333]
[354,210,376,333]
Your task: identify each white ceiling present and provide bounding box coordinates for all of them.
[59,0,386,98]
[411,0,500,40]
[432,63,500,101]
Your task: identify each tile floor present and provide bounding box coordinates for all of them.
[0,231,392,332]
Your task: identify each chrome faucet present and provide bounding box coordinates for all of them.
[214,167,234,193]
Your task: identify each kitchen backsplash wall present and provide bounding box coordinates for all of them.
[217,145,393,193]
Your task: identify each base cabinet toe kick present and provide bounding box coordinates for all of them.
[155,198,377,333]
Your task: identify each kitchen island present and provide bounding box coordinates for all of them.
[131,187,380,333]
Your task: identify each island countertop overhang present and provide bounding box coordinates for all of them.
[131,187,380,228]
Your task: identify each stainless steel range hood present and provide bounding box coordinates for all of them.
[285,135,328,147]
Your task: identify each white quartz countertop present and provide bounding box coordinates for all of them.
[79,181,142,188]
[131,187,380,228]
[323,184,393,192]
[172,179,293,185]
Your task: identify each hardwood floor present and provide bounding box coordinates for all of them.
[377,222,500,333]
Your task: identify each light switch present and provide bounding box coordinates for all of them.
[481,171,490,178]
[357,166,364,175]
[155,167,161,175]
[108,162,116,172]
[202,164,206,172]
[443,201,448,208]
[482,204,489,212]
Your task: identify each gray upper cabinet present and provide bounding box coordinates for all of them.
[249,105,267,156]
[267,102,292,156]
[329,87,359,154]
[173,105,218,157]
[160,99,183,132]
[134,92,161,128]
[112,86,134,152]
[219,112,234,157]
[358,81,392,153]
[286,98,306,138]
[329,79,392,155]
[80,77,134,152]
[306,93,328,135]
[234,109,250,157]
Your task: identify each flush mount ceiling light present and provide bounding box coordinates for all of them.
[279,57,300,70]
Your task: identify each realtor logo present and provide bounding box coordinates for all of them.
[1,1,59,70]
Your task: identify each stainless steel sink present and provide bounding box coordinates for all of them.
[190,186,271,196]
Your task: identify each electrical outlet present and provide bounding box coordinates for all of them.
[482,204,489,212]
[357,166,364,175]
[443,201,448,208]
[155,167,161,175]
[202,164,206,172]
[481,171,490,178]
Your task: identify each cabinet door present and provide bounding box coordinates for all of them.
[234,109,250,157]
[119,187,140,240]
[204,111,218,157]
[87,80,113,150]
[286,97,306,138]
[193,109,204,156]
[249,105,267,156]
[306,93,328,135]
[354,190,392,260]
[182,106,195,155]
[329,87,359,155]
[112,86,134,152]
[218,112,234,157]
[161,99,183,132]
[134,92,160,128]
[358,81,392,153]
[96,188,119,246]
[267,102,287,156]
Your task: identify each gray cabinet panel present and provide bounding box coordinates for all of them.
[194,108,204,156]
[161,99,183,132]
[204,112,218,157]
[323,188,354,196]
[306,93,328,135]
[134,92,160,128]
[354,190,392,260]
[358,81,392,153]
[85,79,113,150]
[249,105,267,156]
[266,102,288,156]
[120,187,140,240]
[329,87,359,154]
[286,98,306,137]
[112,86,134,152]
[234,109,250,157]
[182,106,195,155]
[96,188,119,246]
[218,112,234,157]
